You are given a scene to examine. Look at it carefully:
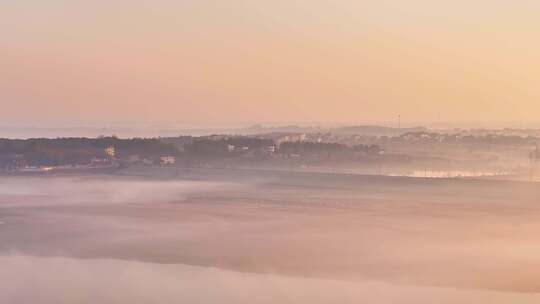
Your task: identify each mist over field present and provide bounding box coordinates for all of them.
[2,169,540,303]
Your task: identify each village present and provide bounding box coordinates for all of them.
[0,129,539,179]
[0,134,385,174]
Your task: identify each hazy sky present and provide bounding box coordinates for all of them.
[2,1,540,127]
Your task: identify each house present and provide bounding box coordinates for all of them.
[276,133,307,146]
[261,145,276,154]
[160,156,176,165]
[105,146,116,157]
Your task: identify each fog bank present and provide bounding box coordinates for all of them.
[2,171,540,302]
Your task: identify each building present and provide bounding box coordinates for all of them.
[261,145,276,154]
[160,156,176,165]
[276,133,307,146]
[105,146,116,157]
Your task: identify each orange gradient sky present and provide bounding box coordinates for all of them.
[2,0,540,127]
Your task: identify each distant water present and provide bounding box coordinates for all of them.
[389,170,510,178]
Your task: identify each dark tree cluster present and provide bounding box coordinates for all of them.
[183,136,273,157]
[0,137,178,168]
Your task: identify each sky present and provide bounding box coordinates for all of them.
[2,0,540,127]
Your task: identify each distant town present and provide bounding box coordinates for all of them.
[1,125,539,179]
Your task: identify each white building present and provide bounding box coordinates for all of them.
[105,146,116,157]
[160,156,176,165]
[262,145,276,154]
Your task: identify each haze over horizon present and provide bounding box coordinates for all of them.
[2,0,540,126]
[4,2,540,304]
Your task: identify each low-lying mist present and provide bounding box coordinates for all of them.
[0,176,239,207]
[2,170,540,303]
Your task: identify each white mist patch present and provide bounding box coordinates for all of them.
[1,255,540,304]
[0,177,239,207]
